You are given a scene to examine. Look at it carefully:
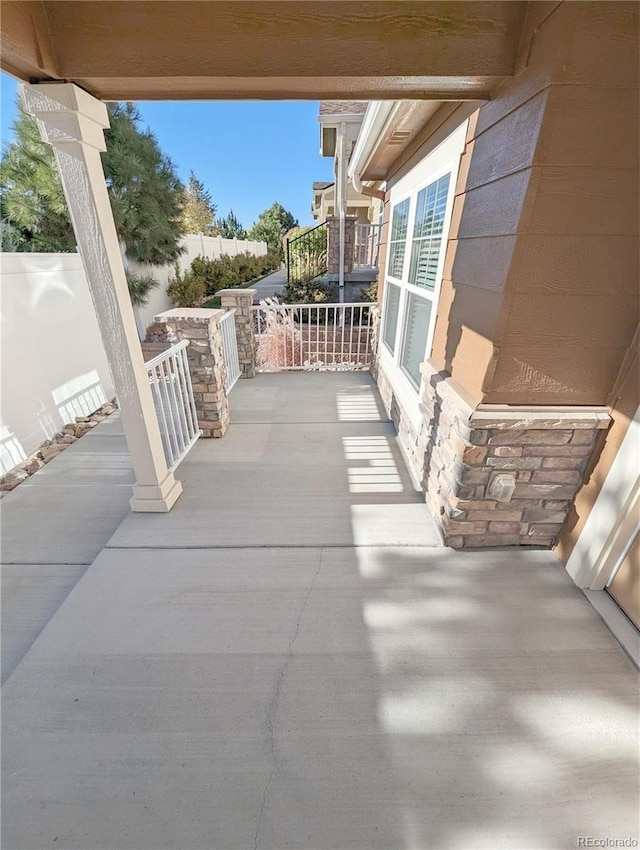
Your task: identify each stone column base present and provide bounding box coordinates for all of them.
[420,362,610,548]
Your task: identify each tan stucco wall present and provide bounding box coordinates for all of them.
[424,1,639,405]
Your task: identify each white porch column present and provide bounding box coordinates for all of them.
[22,83,183,512]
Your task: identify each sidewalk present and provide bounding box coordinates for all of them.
[251,264,287,303]
[2,373,638,849]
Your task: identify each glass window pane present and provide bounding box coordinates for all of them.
[408,173,450,291]
[400,292,433,389]
[387,198,410,280]
[388,241,406,279]
[382,282,401,354]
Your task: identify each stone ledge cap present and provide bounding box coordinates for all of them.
[154,308,224,322]
[420,359,477,422]
[218,288,257,298]
[472,405,611,430]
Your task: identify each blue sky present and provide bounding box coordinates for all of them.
[1,72,335,228]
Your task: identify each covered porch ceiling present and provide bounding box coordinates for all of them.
[1,1,527,101]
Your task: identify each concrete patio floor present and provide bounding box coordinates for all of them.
[2,372,638,849]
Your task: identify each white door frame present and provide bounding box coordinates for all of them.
[566,404,640,590]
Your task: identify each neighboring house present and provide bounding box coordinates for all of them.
[311,180,379,225]
[346,8,638,630]
[303,102,384,297]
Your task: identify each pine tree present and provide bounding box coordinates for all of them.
[248,202,298,257]
[215,209,246,239]
[0,103,77,252]
[1,99,186,265]
[102,102,185,264]
[180,170,218,235]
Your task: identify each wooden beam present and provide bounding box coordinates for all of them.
[29,1,58,78]
[1,1,526,100]
[0,2,55,82]
[65,76,502,103]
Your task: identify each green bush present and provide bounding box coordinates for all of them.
[167,264,206,307]
[359,279,379,303]
[188,251,280,296]
[280,277,335,304]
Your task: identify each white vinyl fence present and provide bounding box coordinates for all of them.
[0,252,114,473]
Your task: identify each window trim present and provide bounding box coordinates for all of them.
[379,121,467,424]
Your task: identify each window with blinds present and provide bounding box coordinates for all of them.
[382,282,401,354]
[387,198,410,280]
[400,292,433,389]
[408,174,450,291]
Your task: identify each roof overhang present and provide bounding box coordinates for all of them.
[1,1,527,101]
[349,100,448,184]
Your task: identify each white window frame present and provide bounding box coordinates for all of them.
[379,121,468,427]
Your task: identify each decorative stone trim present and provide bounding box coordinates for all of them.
[326,216,357,274]
[0,399,119,496]
[419,361,611,549]
[148,308,230,438]
[218,289,257,378]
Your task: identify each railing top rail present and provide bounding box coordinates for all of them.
[219,307,237,319]
[252,302,371,310]
[144,338,190,370]
[286,220,329,245]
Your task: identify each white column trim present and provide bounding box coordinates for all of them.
[22,83,183,512]
[566,404,640,588]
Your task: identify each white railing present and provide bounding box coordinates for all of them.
[354,223,381,269]
[145,340,201,471]
[219,309,241,391]
[253,301,373,372]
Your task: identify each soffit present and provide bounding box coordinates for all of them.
[360,101,445,181]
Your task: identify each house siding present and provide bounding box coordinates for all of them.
[371,1,639,550]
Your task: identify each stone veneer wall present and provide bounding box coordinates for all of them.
[146,308,230,438]
[421,362,610,548]
[218,289,257,379]
[372,346,611,549]
[326,216,356,275]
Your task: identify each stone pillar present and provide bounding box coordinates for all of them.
[22,83,182,512]
[149,309,230,438]
[218,289,257,378]
[419,361,610,549]
[326,216,356,274]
